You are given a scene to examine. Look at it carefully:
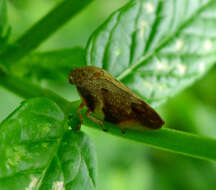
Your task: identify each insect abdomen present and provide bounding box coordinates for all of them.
[77,86,96,111]
[131,102,164,129]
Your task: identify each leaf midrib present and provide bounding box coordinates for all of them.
[117,0,213,81]
[37,137,63,190]
[36,116,67,190]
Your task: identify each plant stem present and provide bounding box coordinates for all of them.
[0,0,93,64]
[69,100,216,161]
[0,72,71,114]
[1,73,216,161]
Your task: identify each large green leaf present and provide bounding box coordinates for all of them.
[86,0,216,107]
[12,48,86,83]
[0,98,96,190]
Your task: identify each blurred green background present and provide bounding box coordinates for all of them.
[1,0,216,190]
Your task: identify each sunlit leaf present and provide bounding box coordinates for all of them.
[86,0,216,107]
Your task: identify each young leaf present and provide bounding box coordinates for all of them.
[0,98,96,190]
[12,47,86,83]
[86,0,216,106]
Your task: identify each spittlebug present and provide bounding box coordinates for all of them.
[69,66,164,134]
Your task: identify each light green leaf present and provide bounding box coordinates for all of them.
[0,98,96,190]
[12,48,86,83]
[86,0,216,107]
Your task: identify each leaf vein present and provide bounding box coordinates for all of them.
[117,0,215,80]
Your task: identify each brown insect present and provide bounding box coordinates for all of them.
[69,66,164,134]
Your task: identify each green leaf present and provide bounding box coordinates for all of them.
[0,98,96,190]
[86,0,216,107]
[40,132,96,190]
[12,47,86,83]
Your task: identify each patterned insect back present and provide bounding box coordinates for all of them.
[69,66,164,133]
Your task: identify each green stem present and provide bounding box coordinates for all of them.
[103,126,216,162]
[1,73,216,161]
[67,101,216,162]
[86,118,216,162]
[0,0,93,64]
[0,72,71,114]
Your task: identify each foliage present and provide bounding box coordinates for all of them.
[0,0,216,189]
[0,98,96,190]
[86,0,216,106]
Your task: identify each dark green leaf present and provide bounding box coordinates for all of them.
[12,47,86,83]
[0,98,96,190]
[86,0,216,107]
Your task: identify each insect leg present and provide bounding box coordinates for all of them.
[77,101,85,130]
[118,125,126,134]
[120,128,126,134]
[86,109,108,132]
